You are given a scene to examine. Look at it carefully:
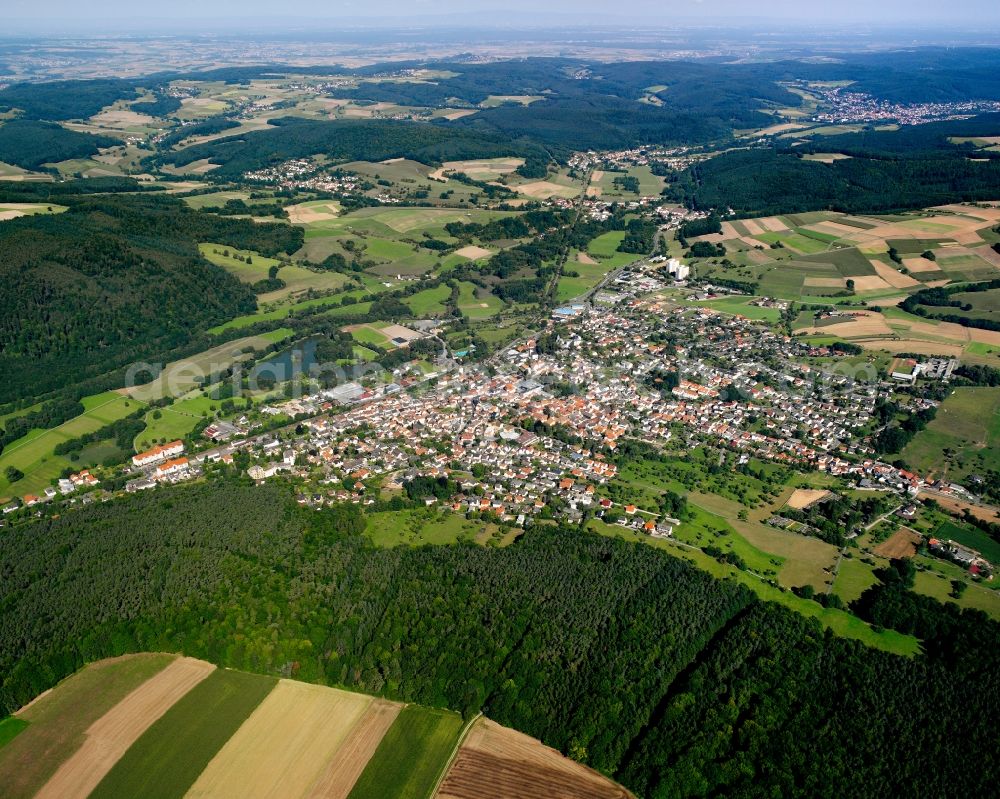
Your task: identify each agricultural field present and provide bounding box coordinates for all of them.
[504,168,583,200]
[338,159,485,205]
[928,286,1000,323]
[873,527,923,559]
[0,391,145,501]
[199,243,348,300]
[584,231,642,270]
[690,203,1000,305]
[0,202,67,221]
[556,253,618,301]
[0,160,54,181]
[187,681,373,799]
[690,295,783,322]
[429,156,524,181]
[33,657,215,799]
[87,669,276,799]
[291,205,519,274]
[0,654,178,799]
[347,705,465,799]
[207,288,371,332]
[405,284,452,316]
[437,717,628,799]
[1,655,608,799]
[0,717,28,750]
[587,165,665,198]
[795,307,1000,363]
[901,386,1000,481]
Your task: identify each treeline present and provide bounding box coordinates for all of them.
[618,218,657,254]
[872,399,939,455]
[52,410,146,458]
[0,77,141,120]
[677,213,722,239]
[900,278,1000,333]
[132,93,182,118]
[0,482,996,797]
[0,398,84,458]
[155,117,239,149]
[783,492,898,546]
[0,176,159,203]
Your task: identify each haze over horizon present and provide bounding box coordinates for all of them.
[4,0,1000,35]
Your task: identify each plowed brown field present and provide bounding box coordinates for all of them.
[436,718,630,799]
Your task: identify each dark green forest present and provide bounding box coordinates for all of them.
[0,120,118,170]
[0,196,302,403]
[673,115,1000,215]
[0,78,141,120]
[156,117,550,175]
[0,482,995,798]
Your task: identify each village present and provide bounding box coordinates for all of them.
[79,291,979,545]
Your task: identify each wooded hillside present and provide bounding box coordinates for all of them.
[1,482,995,798]
[0,196,302,402]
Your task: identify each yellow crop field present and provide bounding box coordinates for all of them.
[185,680,374,799]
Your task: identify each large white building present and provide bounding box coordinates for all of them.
[666,258,691,281]
[133,440,185,468]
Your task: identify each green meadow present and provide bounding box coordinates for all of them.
[0,391,144,500]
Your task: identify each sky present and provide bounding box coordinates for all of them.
[5,0,1000,31]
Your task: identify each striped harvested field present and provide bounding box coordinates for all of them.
[34,657,214,799]
[307,699,402,799]
[186,680,373,799]
[7,656,633,799]
[436,718,629,799]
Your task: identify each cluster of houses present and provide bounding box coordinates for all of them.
[928,537,994,579]
[3,469,100,515]
[243,158,363,195]
[205,287,951,531]
[8,249,987,544]
[125,440,197,492]
[568,145,701,174]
